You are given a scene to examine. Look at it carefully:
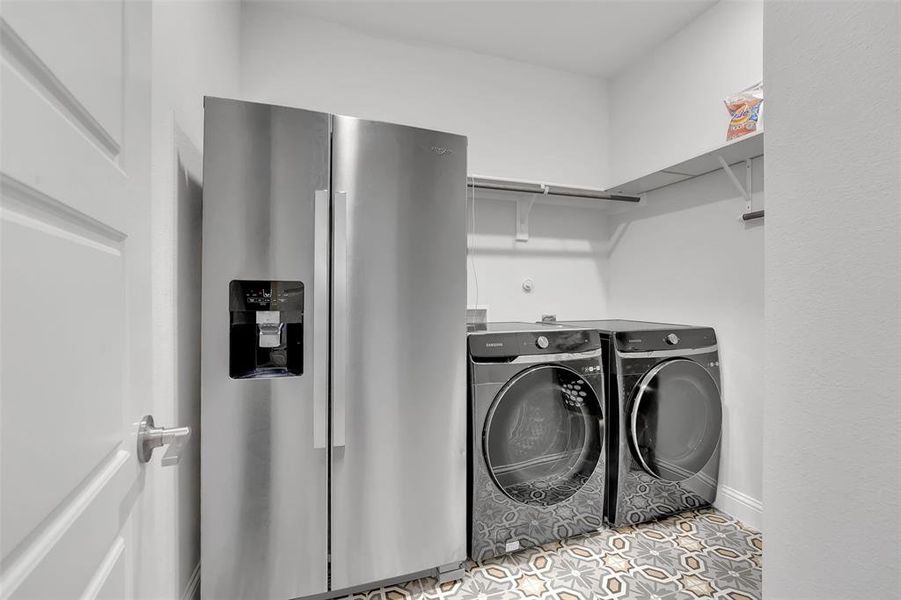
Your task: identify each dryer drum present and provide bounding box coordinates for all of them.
[483,365,603,507]
[630,358,723,482]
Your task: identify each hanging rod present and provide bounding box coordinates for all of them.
[741,209,765,222]
[468,177,641,203]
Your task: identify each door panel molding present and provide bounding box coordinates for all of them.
[78,536,126,600]
[0,450,129,599]
[1,201,127,556]
[0,17,120,158]
[1,61,128,231]
[1,174,126,246]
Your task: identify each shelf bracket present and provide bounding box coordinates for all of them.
[717,155,751,204]
[515,186,547,242]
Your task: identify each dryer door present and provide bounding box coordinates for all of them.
[484,365,603,506]
[630,358,722,482]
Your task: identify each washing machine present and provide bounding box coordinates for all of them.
[467,322,606,560]
[558,320,723,527]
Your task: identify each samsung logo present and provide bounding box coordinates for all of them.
[430,145,453,155]
[628,338,643,343]
[485,342,504,348]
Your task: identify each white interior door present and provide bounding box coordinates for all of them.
[1,2,161,599]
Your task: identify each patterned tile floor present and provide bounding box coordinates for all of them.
[343,508,761,600]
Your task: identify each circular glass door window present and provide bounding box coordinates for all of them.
[630,358,722,482]
[484,365,603,506]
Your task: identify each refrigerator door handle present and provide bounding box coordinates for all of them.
[313,189,329,449]
[332,190,348,448]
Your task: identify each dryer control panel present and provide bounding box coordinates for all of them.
[469,328,601,360]
[614,327,716,353]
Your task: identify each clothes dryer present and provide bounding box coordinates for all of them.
[559,321,723,526]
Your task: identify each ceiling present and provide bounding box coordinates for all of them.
[255,0,719,78]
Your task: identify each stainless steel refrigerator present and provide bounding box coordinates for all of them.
[201,97,467,600]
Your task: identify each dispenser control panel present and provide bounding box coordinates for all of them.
[229,280,304,379]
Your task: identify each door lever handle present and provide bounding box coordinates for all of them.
[137,415,191,466]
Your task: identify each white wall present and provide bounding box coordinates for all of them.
[763,3,901,598]
[467,195,610,322]
[150,2,241,598]
[239,4,609,188]
[603,158,764,528]
[609,0,763,186]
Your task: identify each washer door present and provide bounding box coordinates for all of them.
[484,365,603,506]
[630,358,722,482]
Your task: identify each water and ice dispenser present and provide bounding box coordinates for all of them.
[229,280,304,378]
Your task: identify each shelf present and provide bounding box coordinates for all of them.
[605,131,764,196]
[468,176,641,241]
[469,176,640,203]
[469,135,766,241]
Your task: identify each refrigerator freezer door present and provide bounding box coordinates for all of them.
[330,116,468,589]
[201,98,330,599]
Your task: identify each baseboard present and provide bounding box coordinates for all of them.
[715,485,762,531]
[181,562,201,600]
